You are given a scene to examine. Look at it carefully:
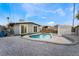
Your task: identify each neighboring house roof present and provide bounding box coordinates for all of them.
[8,22,41,26]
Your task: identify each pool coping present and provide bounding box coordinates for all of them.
[21,34,76,46]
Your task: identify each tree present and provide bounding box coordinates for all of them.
[76,12,79,20]
[75,11,79,35]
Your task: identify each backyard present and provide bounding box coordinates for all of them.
[0,3,79,56]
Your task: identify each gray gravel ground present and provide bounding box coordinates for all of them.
[0,36,79,56]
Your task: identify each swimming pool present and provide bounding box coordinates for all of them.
[30,33,52,39]
[23,33,72,44]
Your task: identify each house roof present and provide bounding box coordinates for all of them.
[8,22,41,26]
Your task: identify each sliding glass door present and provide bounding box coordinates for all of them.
[21,25,27,34]
[34,26,37,32]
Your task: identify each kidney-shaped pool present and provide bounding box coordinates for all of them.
[23,33,72,45]
[29,33,52,39]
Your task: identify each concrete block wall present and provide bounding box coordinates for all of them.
[75,27,79,36]
[58,25,72,36]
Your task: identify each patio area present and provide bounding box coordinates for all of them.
[0,36,79,56]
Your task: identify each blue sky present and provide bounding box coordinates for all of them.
[0,3,79,26]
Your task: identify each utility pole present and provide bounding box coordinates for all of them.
[72,3,75,33]
[73,3,75,28]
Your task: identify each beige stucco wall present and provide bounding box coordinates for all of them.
[75,27,79,36]
[27,24,33,33]
[13,24,20,35]
[28,24,41,33]
[58,25,72,36]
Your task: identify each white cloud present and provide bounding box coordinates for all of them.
[55,8,65,16]
[69,7,73,12]
[22,4,54,19]
[21,4,65,19]
[41,16,47,19]
[63,19,79,26]
[69,6,77,13]
[21,4,47,18]
[66,6,73,12]
[21,4,35,17]
[48,21,55,26]
[68,6,78,15]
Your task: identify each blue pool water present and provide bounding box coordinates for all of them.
[30,34,52,39]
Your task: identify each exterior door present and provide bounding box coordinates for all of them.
[21,25,27,34]
[34,26,37,32]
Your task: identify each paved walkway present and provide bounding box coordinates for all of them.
[0,36,79,56]
[63,34,79,45]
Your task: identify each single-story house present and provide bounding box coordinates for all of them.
[8,22,42,35]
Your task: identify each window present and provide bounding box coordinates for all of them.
[21,25,27,34]
[21,25,24,34]
[34,26,37,32]
[25,26,27,33]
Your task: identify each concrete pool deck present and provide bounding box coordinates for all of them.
[63,34,79,45]
[23,34,72,45]
[0,35,79,56]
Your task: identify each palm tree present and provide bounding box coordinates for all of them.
[75,11,79,35]
[6,17,10,24]
[76,11,79,20]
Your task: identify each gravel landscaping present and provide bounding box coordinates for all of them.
[0,36,79,56]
